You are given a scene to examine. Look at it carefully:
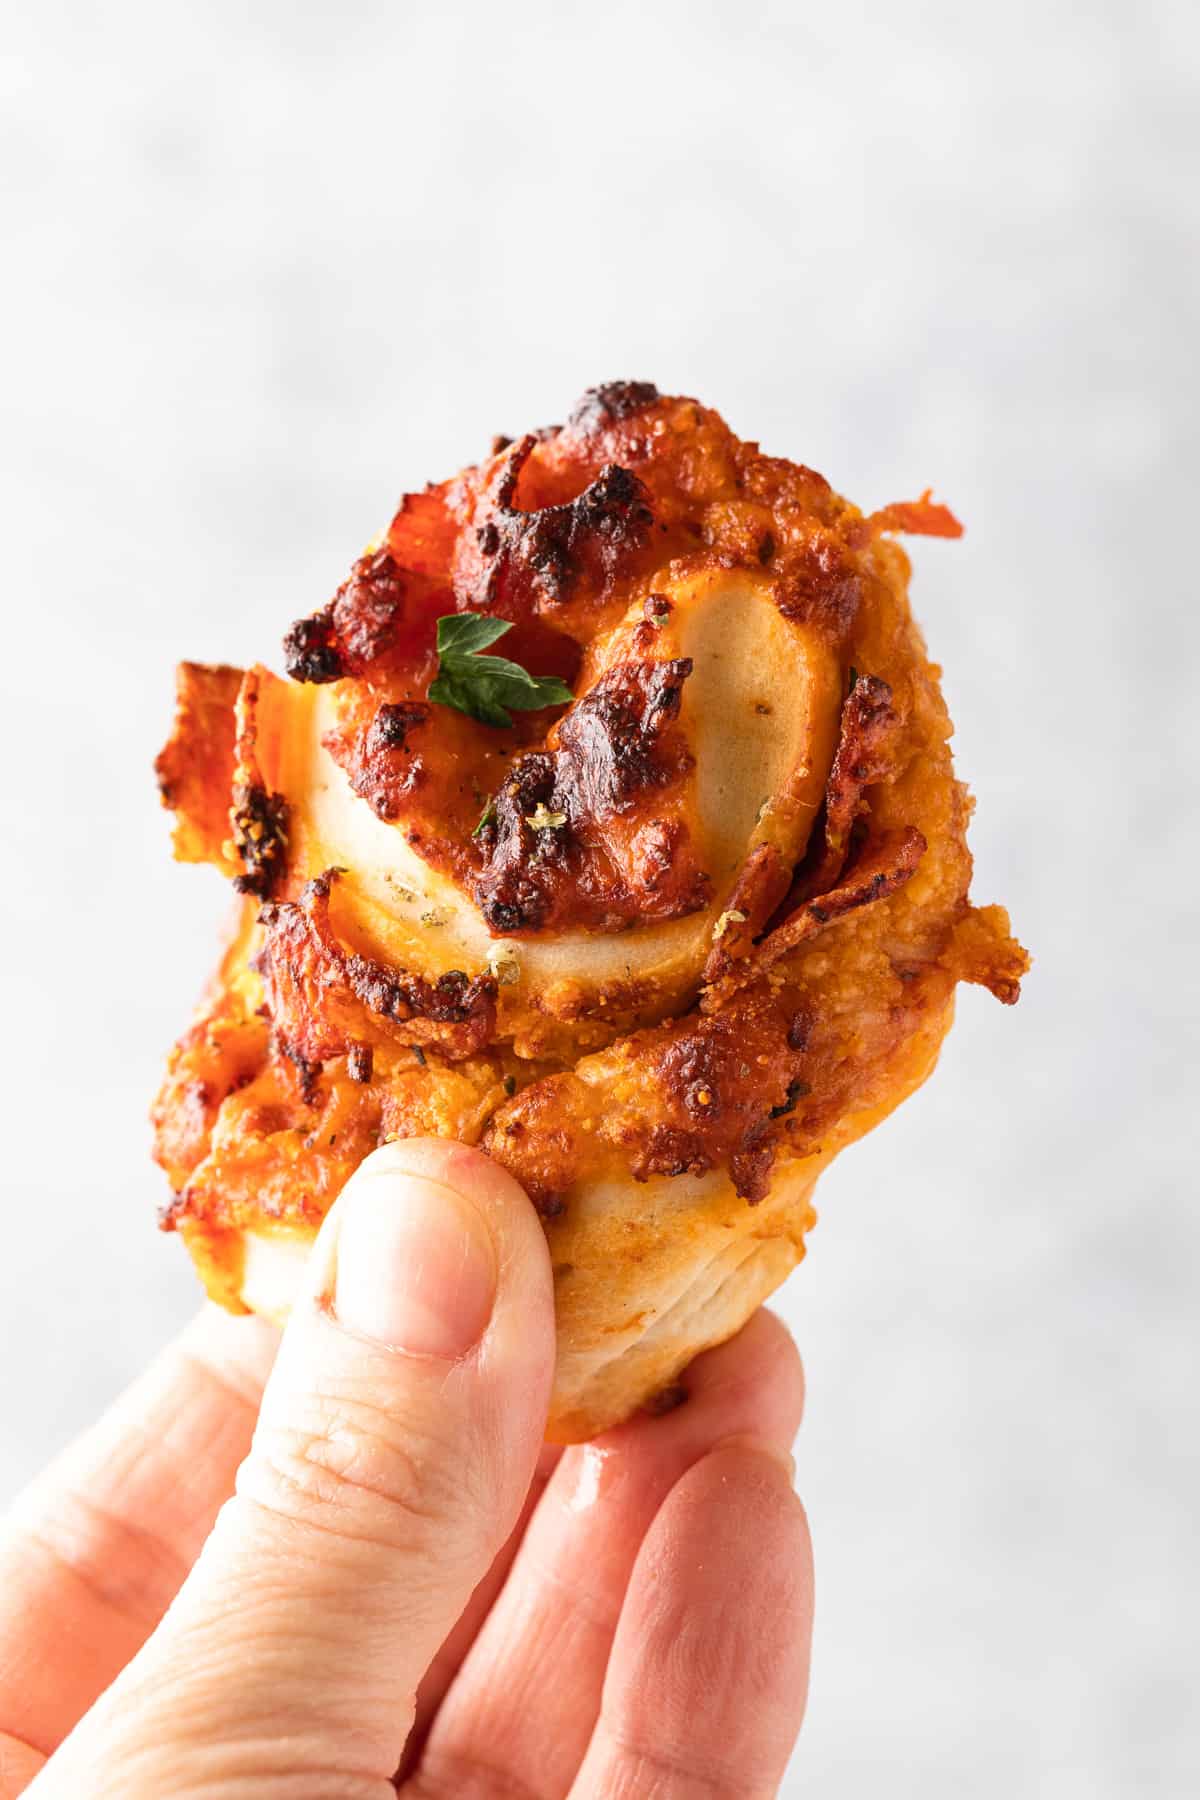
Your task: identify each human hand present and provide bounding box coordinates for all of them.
[0,1140,813,1797]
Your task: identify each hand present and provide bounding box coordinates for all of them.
[0,1140,813,1798]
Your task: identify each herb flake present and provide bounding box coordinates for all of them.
[526,802,567,831]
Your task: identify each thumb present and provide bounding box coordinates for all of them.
[46,1139,555,1795]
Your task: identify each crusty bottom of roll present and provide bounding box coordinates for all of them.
[178,993,952,1441]
[182,1163,817,1442]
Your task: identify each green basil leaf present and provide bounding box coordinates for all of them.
[429,614,573,727]
[436,613,513,658]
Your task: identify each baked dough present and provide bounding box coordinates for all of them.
[153,383,1027,1439]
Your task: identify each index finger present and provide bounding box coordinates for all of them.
[0,1304,277,1763]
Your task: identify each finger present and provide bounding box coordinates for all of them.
[570,1441,814,1799]
[0,1304,277,1761]
[40,1140,555,1794]
[0,1732,45,1799]
[394,1442,562,1785]
[410,1308,803,1799]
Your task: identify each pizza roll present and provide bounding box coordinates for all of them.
[153,383,1027,1439]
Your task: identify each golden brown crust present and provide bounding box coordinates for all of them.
[257,871,498,1065]
[152,382,1028,1437]
[701,826,929,1008]
[154,662,243,872]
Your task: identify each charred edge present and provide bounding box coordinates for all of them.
[730,1142,776,1204]
[534,1191,567,1220]
[473,752,559,933]
[578,463,652,530]
[470,655,698,932]
[830,673,898,790]
[231,784,289,898]
[704,829,928,1012]
[701,844,791,986]
[844,670,894,725]
[278,1037,322,1105]
[567,380,661,433]
[283,548,406,682]
[283,872,498,1035]
[493,434,537,509]
[478,461,655,605]
[552,657,694,812]
[347,1043,373,1083]
[788,673,899,901]
[344,957,497,1027]
[770,1078,811,1119]
[481,901,529,933]
[631,1124,713,1184]
[282,607,344,684]
[332,548,407,671]
[791,829,927,944]
[368,700,431,753]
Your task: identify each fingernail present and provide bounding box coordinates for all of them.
[333,1172,497,1357]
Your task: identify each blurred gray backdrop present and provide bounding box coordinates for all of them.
[2,2,1197,1794]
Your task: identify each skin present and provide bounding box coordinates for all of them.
[0,1141,813,1799]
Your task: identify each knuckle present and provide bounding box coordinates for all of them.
[239,1384,474,1560]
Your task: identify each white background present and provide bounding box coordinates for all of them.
[2,2,1197,1793]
